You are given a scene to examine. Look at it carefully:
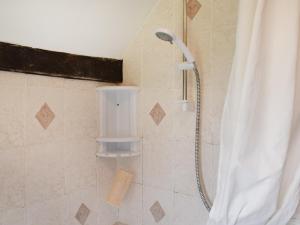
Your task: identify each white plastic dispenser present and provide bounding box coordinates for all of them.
[96,86,140,157]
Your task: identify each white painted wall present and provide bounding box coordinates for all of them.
[0,0,158,59]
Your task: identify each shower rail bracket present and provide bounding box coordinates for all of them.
[178,62,194,71]
[178,100,194,112]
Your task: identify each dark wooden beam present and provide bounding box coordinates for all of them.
[0,42,122,83]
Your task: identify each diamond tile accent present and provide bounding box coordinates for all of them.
[187,0,202,20]
[35,103,55,129]
[113,222,128,225]
[150,201,165,223]
[149,103,166,126]
[75,203,90,225]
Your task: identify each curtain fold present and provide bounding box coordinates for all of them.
[207,0,300,224]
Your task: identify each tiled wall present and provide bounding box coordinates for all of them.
[121,0,238,225]
[0,72,118,225]
[0,0,238,225]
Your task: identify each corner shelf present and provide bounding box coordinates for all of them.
[96,137,140,143]
[96,86,140,158]
[96,150,140,158]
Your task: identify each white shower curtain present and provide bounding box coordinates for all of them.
[207,0,300,225]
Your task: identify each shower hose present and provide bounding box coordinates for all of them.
[193,62,212,212]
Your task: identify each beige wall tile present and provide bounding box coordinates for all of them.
[96,159,118,225]
[0,71,26,87]
[75,203,90,225]
[143,139,174,190]
[140,0,175,90]
[117,154,143,184]
[68,186,98,225]
[64,79,101,91]
[142,186,173,225]
[97,203,118,225]
[142,105,173,140]
[35,103,56,130]
[118,183,142,225]
[0,86,25,150]
[187,0,202,20]
[174,141,219,199]
[201,83,228,145]
[97,199,118,225]
[97,205,118,225]
[0,147,25,210]
[64,138,97,193]
[213,0,238,27]
[189,29,212,79]
[26,197,68,225]
[114,222,128,225]
[25,141,65,204]
[202,143,219,200]
[142,0,175,40]
[173,139,197,196]
[96,158,117,193]
[173,193,209,225]
[96,158,117,205]
[211,25,236,86]
[123,36,143,86]
[149,103,166,126]
[150,201,166,223]
[189,0,212,30]
[27,75,64,88]
[64,89,97,139]
[141,88,176,140]
[141,46,175,89]
[0,208,25,225]
[172,102,196,139]
[25,86,64,145]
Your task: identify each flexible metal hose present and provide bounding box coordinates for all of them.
[193,62,212,211]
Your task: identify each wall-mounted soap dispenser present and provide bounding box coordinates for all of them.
[96,86,140,157]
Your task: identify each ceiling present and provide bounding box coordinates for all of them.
[0,0,158,59]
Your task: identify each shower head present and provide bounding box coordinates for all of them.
[155,28,195,63]
[155,29,175,43]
